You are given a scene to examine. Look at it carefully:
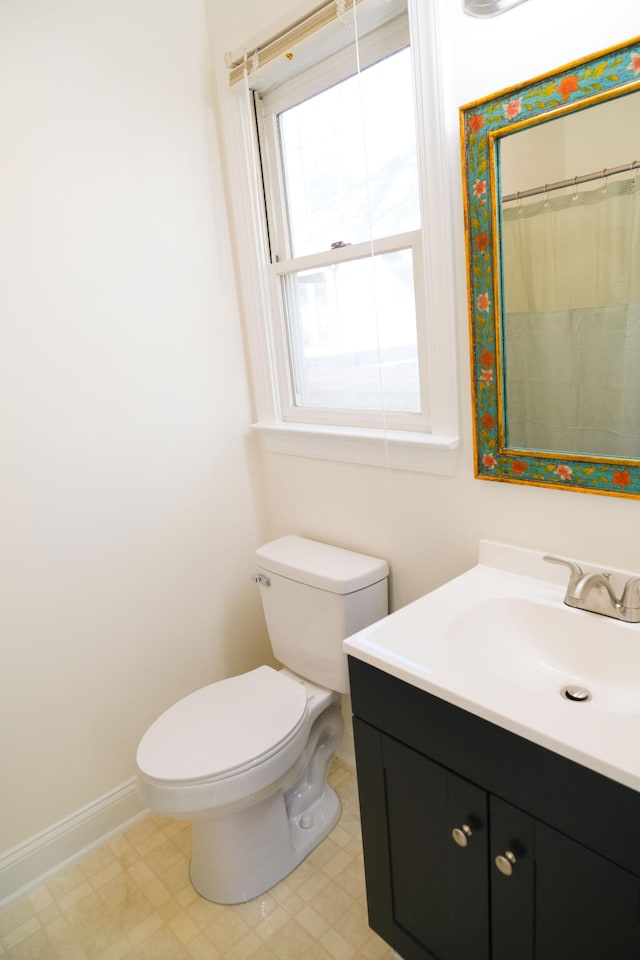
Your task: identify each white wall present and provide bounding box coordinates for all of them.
[208,0,640,616]
[0,0,269,865]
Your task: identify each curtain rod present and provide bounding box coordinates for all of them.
[503,159,639,203]
[225,0,364,86]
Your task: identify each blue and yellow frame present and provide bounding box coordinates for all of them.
[460,36,640,498]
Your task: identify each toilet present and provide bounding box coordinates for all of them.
[136,535,388,904]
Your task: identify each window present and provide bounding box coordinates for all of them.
[257,19,428,433]
[223,0,459,472]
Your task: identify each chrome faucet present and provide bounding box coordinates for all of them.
[544,555,640,623]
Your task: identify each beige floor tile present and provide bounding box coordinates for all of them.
[88,861,124,892]
[130,923,190,959]
[329,822,356,848]
[155,855,191,895]
[184,931,223,959]
[261,916,315,960]
[0,899,37,938]
[184,894,222,931]
[57,879,94,914]
[126,912,164,947]
[2,917,41,952]
[295,902,331,940]
[167,910,199,945]
[319,925,360,960]
[140,876,172,908]
[79,846,118,879]
[143,838,183,876]
[337,900,374,951]
[358,930,400,959]
[32,901,61,928]
[321,846,354,879]
[0,763,394,960]
[175,884,198,909]
[106,836,138,870]
[46,865,88,901]
[27,886,54,915]
[269,877,295,905]
[225,929,265,959]
[296,867,332,904]
[252,903,290,941]
[231,891,279,929]
[204,909,252,954]
[308,879,355,926]
[334,857,367,898]
[306,835,341,869]
[42,915,90,960]
[301,943,335,960]
[124,861,155,889]
[6,927,58,960]
[155,895,184,924]
[124,819,158,851]
[95,939,133,960]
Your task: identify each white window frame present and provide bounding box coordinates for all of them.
[269,232,426,431]
[219,0,459,474]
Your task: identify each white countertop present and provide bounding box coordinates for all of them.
[344,540,640,792]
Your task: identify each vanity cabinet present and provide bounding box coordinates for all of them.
[349,657,640,960]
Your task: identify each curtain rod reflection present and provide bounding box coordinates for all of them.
[503,159,639,203]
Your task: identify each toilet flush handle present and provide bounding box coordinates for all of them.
[253,574,271,587]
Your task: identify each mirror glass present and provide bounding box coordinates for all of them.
[461,37,640,496]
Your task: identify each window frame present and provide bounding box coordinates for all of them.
[270,231,428,431]
[257,18,430,433]
[220,0,459,474]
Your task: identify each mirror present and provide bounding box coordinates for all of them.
[461,36,640,497]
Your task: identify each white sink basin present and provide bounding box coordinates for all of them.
[343,540,640,791]
[447,596,640,714]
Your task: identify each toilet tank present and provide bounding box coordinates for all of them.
[255,536,388,694]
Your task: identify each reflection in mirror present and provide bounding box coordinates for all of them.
[461,36,640,497]
[500,94,640,460]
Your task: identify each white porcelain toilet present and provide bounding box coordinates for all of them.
[136,535,388,904]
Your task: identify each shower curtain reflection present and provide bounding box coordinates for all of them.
[502,176,640,459]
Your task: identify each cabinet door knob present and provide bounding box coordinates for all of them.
[495,851,517,876]
[451,824,473,847]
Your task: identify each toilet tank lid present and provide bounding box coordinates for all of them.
[256,536,388,594]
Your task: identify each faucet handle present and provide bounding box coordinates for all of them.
[620,576,640,611]
[543,555,584,590]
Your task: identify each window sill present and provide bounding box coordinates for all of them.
[251,421,460,475]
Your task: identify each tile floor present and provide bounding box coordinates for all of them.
[0,762,399,959]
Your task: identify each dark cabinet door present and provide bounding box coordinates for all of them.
[490,795,640,960]
[489,796,534,960]
[382,733,490,960]
[352,718,395,947]
[533,819,640,960]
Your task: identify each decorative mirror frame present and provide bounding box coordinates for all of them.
[461,36,640,497]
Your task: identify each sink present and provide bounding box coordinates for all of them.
[343,540,640,791]
[446,596,640,714]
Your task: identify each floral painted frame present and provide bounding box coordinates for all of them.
[460,36,640,497]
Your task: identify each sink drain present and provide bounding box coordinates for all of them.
[561,685,592,702]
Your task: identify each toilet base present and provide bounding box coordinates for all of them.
[190,781,341,904]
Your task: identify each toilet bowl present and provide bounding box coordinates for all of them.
[136,536,388,904]
[137,666,344,903]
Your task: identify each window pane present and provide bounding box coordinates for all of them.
[282,250,420,413]
[278,47,420,257]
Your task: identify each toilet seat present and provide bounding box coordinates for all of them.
[136,666,308,785]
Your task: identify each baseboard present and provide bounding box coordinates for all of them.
[0,778,148,909]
